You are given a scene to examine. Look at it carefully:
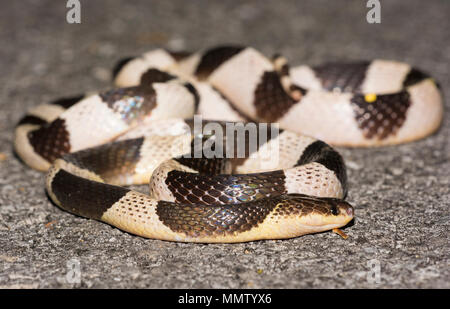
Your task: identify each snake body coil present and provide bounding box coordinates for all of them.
[14,46,443,243]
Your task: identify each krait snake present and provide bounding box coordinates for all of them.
[14,46,443,243]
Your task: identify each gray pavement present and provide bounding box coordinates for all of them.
[0,0,449,288]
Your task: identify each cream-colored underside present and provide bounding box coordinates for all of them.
[14,125,52,171]
[391,79,443,144]
[100,191,351,243]
[27,103,66,122]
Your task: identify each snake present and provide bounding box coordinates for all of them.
[14,46,443,243]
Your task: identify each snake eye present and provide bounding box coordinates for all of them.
[331,203,339,216]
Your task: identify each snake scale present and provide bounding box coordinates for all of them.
[14,46,443,243]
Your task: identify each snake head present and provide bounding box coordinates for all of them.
[274,194,354,236]
[301,197,354,233]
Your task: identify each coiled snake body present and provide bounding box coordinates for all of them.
[14,46,443,243]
